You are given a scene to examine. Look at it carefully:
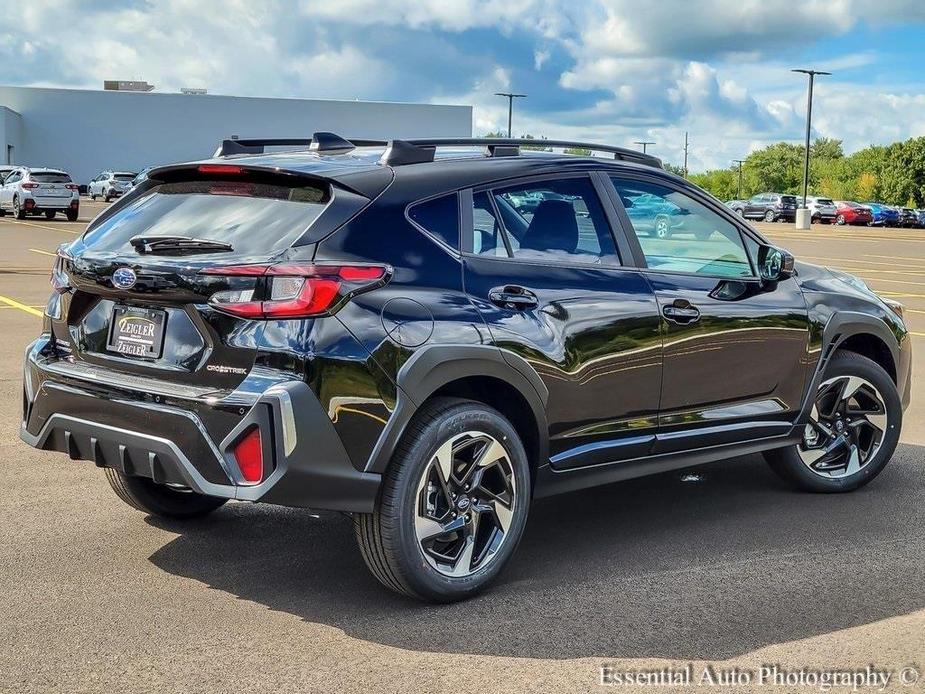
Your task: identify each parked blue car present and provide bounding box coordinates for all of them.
[862,203,900,227]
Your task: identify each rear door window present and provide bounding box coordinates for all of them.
[481,176,619,265]
[81,178,330,256]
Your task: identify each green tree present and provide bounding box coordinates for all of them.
[688,168,739,200]
[662,162,686,177]
[483,130,505,138]
[744,142,804,194]
[564,146,592,156]
[811,137,844,160]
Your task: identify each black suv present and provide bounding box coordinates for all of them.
[21,134,911,602]
[743,192,799,222]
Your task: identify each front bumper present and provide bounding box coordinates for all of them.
[20,337,380,512]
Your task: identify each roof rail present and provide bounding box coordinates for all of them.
[380,137,663,168]
[215,133,387,157]
[213,133,662,169]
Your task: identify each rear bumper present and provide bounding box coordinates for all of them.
[20,337,380,512]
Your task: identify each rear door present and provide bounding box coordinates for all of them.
[607,175,811,452]
[56,169,335,392]
[462,173,663,469]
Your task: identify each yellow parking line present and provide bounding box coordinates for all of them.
[28,248,57,257]
[0,294,43,317]
[5,219,79,234]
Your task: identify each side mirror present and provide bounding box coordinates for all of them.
[757,245,795,282]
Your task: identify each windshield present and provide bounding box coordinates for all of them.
[114,174,136,181]
[31,172,72,183]
[81,179,330,256]
[817,199,834,205]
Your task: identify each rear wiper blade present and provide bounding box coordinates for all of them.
[130,235,234,254]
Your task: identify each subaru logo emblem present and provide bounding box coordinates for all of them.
[112,267,137,290]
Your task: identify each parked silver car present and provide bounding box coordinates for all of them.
[805,196,837,224]
[0,167,79,220]
[87,170,137,201]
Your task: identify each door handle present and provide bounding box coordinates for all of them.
[662,300,701,324]
[489,285,539,311]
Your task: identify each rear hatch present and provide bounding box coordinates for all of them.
[53,166,339,393]
[111,173,136,191]
[31,172,74,201]
[780,195,797,210]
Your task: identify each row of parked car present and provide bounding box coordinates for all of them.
[725,193,925,228]
[0,165,148,219]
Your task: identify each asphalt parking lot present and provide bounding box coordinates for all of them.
[1,201,923,693]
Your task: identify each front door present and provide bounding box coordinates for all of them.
[461,174,663,469]
[608,175,811,453]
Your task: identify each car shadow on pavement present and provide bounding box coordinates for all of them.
[146,445,925,661]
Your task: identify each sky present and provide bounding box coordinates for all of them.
[2,0,925,172]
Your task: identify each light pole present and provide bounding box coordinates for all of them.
[683,131,689,178]
[732,159,745,199]
[634,140,655,154]
[494,92,527,138]
[792,69,830,208]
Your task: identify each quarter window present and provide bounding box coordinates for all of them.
[611,177,754,278]
[408,193,460,250]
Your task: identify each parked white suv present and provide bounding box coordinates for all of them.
[88,171,137,201]
[806,196,837,224]
[0,167,79,220]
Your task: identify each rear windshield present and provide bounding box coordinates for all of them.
[114,174,136,181]
[81,179,330,256]
[781,195,797,204]
[31,172,72,183]
[817,198,834,205]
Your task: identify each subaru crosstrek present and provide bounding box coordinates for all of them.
[21,134,912,602]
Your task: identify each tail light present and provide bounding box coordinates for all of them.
[233,427,264,483]
[21,182,38,190]
[50,250,71,294]
[202,263,389,319]
[65,184,79,191]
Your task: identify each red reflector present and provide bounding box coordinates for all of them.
[197,164,243,175]
[234,427,263,483]
[339,266,385,281]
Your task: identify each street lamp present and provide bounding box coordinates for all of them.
[494,92,527,138]
[634,140,655,154]
[792,69,831,208]
[732,159,745,200]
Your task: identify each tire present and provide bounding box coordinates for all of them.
[13,196,26,219]
[90,193,96,201]
[836,214,846,225]
[653,214,672,239]
[763,209,775,223]
[45,210,56,220]
[104,194,112,203]
[65,209,78,222]
[811,214,819,224]
[104,468,227,519]
[355,398,531,602]
[735,208,745,217]
[764,352,901,493]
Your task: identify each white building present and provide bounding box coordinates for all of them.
[0,86,472,184]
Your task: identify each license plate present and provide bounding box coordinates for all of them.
[107,306,166,359]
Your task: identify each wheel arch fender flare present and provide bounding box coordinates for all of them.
[797,310,902,423]
[364,345,549,474]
